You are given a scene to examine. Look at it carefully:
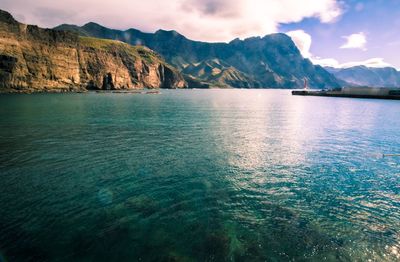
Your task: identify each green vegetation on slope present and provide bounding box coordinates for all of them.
[79,37,158,63]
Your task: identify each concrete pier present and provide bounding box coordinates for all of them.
[292,87,400,100]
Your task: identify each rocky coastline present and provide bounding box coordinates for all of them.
[0,10,187,93]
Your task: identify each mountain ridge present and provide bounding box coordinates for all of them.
[55,22,341,89]
[0,9,186,92]
[325,66,400,88]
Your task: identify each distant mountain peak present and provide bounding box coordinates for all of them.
[243,36,262,42]
[0,9,17,24]
[82,22,105,29]
[53,20,341,88]
[326,65,400,88]
[155,29,185,39]
[229,38,241,44]
[266,33,291,39]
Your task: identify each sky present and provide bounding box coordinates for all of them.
[1,0,399,69]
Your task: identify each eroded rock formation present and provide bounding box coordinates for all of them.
[0,10,187,92]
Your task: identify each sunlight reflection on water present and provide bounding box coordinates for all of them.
[0,90,399,261]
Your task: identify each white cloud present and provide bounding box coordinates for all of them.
[340,32,367,50]
[287,30,335,66]
[286,30,394,69]
[312,57,340,67]
[312,57,394,69]
[340,58,393,68]
[286,30,312,58]
[0,0,343,42]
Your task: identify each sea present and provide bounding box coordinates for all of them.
[0,89,399,261]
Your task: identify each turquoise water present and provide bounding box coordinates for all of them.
[0,90,399,261]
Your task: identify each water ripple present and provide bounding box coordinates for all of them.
[0,90,399,261]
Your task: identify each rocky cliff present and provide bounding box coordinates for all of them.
[0,10,186,92]
[55,23,341,89]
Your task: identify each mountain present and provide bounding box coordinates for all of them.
[0,10,186,93]
[182,59,260,88]
[55,23,341,89]
[325,66,400,87]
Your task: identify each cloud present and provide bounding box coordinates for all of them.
[286,30,335,67]
[287,30,331,65]
[286,30,394,69]
[340,58,393,68]
[286,30,312,58]
[33,7,77,25]
[312,57,340,67]
[0,0,343,42]
[313,57,394,69]
[340,32,367,50]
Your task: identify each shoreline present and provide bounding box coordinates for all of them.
[0,88,162,94]
[0,87,324,94]
[2,88,400,96]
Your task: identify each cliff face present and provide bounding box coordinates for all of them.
[0,10,186,92]
[77,37,186,90]
[56,22,341,89]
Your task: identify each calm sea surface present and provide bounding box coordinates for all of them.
[0,90,399,261]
